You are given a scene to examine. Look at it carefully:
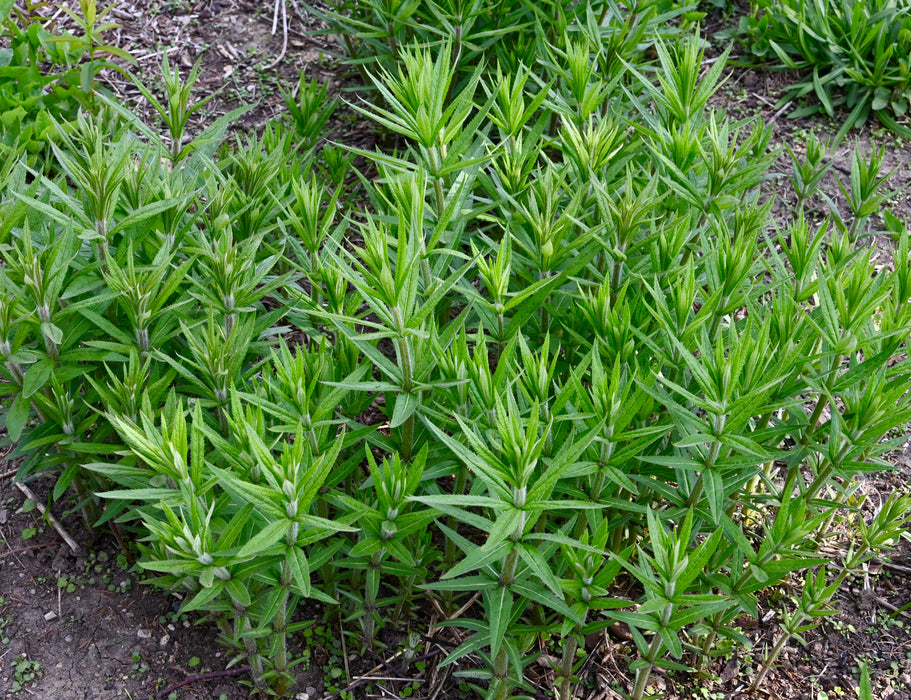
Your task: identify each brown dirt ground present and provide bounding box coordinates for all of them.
[3,2,911,699]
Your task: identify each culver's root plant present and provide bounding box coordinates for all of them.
[1,10,910,700]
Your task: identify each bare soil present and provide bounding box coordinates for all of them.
[3,2,911,699]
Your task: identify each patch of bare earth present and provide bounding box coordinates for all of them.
[0,473,283,700]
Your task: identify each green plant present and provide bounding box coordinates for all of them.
[3,11,911,700]
[281,73,339,151]
[0,0,134,156]
[131,652,148,678]
[10,655,41,692]
[740,0,911,139]
[857,659,873,700]
[320,0,702,104]
[108,52,250,164]
[749,495,911,693]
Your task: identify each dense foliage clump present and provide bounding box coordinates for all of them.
[739,0,911,139]
[2,1,911,698]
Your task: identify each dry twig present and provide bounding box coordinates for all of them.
[143,666,252,700]
[0,543,55,559]
[267,0,289,69]
[14,482,80,554]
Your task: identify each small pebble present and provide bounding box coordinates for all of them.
[159,634,169,647]
[137,628,152,639]
[0,508,7,524]
[44,611,57,621]
[65,635,72,643]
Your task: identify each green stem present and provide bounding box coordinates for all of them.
[318,497,337,604]
[386,22,398,59]
[273,560,292,695]
[802,354,841,445]
[393,572,416,623]
[71,471,99,530]
[444,467,468,612]
[610,256,623,303]
[341,33,370,86]
[500,545,520,587]
[396,334,415,461]
[95,237,108,272]
[631,621,666,700]
[233,602,266,691]
[401,411,415,462]
[559,626,585,700]
[805,463,834,502]
[846,213,864,242]
[749,626,791,694]
[700,545,777,665]
[492,646,510,700]
[363,553,382,649]
[136,327,150,355]
[803,393,830,443]
[708,305,726,340]
[444,468,467,569]
[433,174,446,220]
[688,413,727,509]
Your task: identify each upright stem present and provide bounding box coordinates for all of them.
[395,323,416,461]
[804,393,830,442]
[492,647,510,700]
[341,33,370,86]
[445,469,467,570]
[748,627,790,694]
[386,22,398,59]
[273,559,292,695]
[688,413,727,509]
[71,471,100,529]
[137,327,150,355]
[496,309,505,350]
[363,552,382,648]
[318,497,337,604]
[802,354,841,445]
[95,239,108,271]
[751,562,855,695]
[539,271,552,332]
[500,546,519,587]
[631,620,666,700]
[610,256,624,302]
[233,601,266,691]
[559,623,586,700]
[708,303,727,340]
[489,542,521,699]
[433,175,446,221]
